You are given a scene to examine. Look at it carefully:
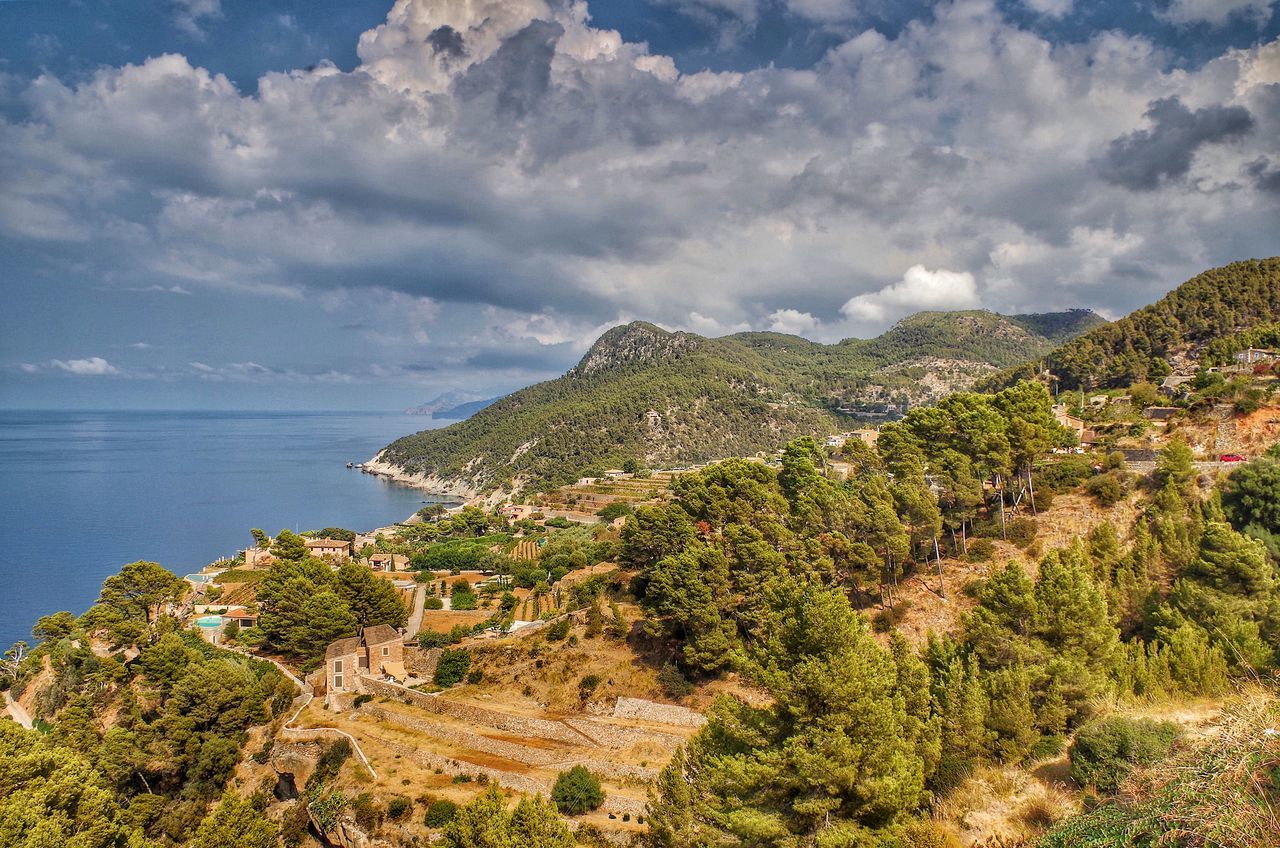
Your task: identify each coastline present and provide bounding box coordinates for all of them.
[361,454,481,501]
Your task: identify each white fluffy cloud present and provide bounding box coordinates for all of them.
[841,266,980,325]
[51,357,120,376]
[1,0,1277,370]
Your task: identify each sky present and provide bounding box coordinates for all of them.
[0,0,1277,410]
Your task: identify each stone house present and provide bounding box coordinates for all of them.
[324,625,406,703]
[305,538,352,561]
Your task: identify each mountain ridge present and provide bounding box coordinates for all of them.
[374,307,1103,494]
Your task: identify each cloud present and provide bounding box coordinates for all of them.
[51,357,120,375]
[128,342,152,349]
[117,284,194,295]
[767,308,822,336]
[1163,0,1274,27]
[1098,96,1256,190]
[1021,0,1074,18]
[171,0,223,37]
[841,266,980,325]
[0,0,1277,377]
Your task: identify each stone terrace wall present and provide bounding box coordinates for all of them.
[564,717,686,750]
[357,676,592,745]
[611,697,707,728]
[357,705,568,766]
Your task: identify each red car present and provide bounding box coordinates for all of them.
[1220,454,1246,463]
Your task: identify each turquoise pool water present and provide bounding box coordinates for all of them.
[196,615,223,628]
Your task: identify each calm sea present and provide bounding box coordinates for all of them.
[0,410,448,650]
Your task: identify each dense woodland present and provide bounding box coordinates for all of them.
[623,383,1280,847]
[990,258,1280,390]
[379,310,1100,493]
[1,562,293,847]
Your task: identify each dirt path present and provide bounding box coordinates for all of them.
[4,691,33,729]
[405,584,426,640]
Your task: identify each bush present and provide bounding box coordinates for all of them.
[1068,716,1179,792]
[351,793,382,832]
[1085,472,1129,506]
[1029,733,1066,761]
[424,597,444,610]
[901,820,963,848]
[450,592,478,611]
[657,662,693,699]
[872,600,913,633]
[353,694,373,708]
[1031,487,1055,512]
[552,765,605,815]
[307,739,352,790]
[546,617,572,640]
[1038,457,1094,492]
[966,538,995,562]
[418,630,451,649]
[433,649,471,687]
[597,502,633,522]
[423,799,458,828]
[578,673,602,700]
[386,795,412,821]
[545,517,572,528]
[1006,517,1038,547]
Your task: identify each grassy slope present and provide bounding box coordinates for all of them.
[379,309,1100,492]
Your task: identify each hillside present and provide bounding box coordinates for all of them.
[991,257,1280,390]
[373,309,1100,493]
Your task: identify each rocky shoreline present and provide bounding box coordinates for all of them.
[360,454,481,502]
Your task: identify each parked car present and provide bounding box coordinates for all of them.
[1220,454,1247,463]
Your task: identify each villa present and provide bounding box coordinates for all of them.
[305,538,352,561]
[325,625,406,704]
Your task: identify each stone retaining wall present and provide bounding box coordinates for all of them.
[564,717,685,750]
[357,705,567,766]
[357,676,592,745]
[611,697,707,728]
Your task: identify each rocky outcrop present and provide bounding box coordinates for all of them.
[270,740,323,793]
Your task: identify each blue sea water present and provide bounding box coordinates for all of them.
[0,410,448,650]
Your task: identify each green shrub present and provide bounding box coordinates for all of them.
[1068,716,1179,792]
[657,662,693,699]
[424,597,444,610]
[450,592,478,611]
[546,617,572,640]
[552,765,604,815]
[353,694,373,708]
[1006,517,1038,547]
[1086,472,1129,506]
[350,793,382,832]
[307,739,352,790]
[423,799,458,827]
[433,649,471,687]
[386,796,412,821]
[1029,733,1066,761]
[1037,457,1094,492]
[966,538,995,562]
[872,599,913,633]
[417,630,450,649]
[578,673,602,699]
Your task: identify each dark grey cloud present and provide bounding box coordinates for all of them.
[1098,96,1256,190]
[427,24,466,58]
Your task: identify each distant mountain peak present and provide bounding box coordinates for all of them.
[571,321,701,376]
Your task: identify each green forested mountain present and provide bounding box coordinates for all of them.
[991,257,1280,390]
[377,310,1101,492]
